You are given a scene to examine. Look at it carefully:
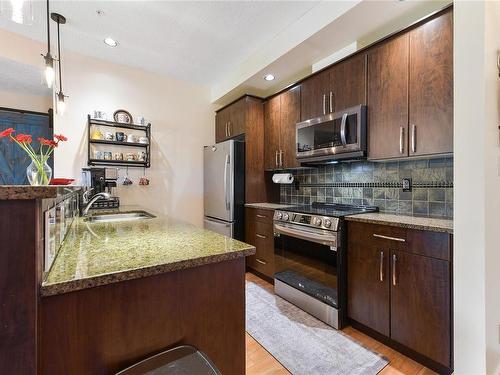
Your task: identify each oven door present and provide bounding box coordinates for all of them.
[296,104,366,162]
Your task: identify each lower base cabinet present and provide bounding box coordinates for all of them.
[347,222,452,374]
[245,208,275,279]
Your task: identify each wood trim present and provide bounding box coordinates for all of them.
[215,94,264,113]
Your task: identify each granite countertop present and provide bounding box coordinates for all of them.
[244,202,294,211]
[41,206,255,297]
[0,185,81,200]
[345,212,453,233]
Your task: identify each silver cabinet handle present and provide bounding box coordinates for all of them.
[411,124,416,153]
[225,122,229,138]
[392,254,397,286]
[329,91,333,113]
[275,150,279,167]
[340,113,348,147]
[256,258,267,265]
[256,234,267,239]
[279,150,283,167]
[379,251,384,282]
[399,126,404,154]
[228,121,231,137]
[373,234,406,242]
[256,214,268,219]
[323,94,326,115]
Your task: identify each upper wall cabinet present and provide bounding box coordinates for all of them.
[215,97,246,143]
[408,10,453,156]
[368,9,453,160]
[300,54,366,122]
[264,86,301,170]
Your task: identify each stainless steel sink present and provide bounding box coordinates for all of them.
[84,211,155,223]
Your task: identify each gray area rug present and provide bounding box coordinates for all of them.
[246,281,389,375]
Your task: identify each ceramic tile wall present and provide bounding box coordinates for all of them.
[280,157,453,218]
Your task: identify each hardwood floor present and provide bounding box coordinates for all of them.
[245,272,436,375]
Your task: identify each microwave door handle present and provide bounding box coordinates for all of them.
[340,113,348,147]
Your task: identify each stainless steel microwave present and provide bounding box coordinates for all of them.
[296,104,367,164]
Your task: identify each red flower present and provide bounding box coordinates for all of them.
[54,134,68,142]
[15,134,32,144]
[38,137,57,147]
[0,128,15,138]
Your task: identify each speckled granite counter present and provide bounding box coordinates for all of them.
[41,207,255,296]
[0,185,81,200]
[244,202,294,211]
[346,212,453,233]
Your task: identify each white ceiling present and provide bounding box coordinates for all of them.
[0,1,320,86]
[0,56,52,96]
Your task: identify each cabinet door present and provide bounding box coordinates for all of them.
[391,250,451,367]
[300,69,330,121]
[347,239,390,336]
[280,86,301,169]
[215,108,229,143]
[409,11,453,156]
[228,98,246,138]
[264,95,281,170]
[331,53,367,112]
[367,34,409,160]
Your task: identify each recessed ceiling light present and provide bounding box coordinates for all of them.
[104,37,118,47]
[264,74,275,81]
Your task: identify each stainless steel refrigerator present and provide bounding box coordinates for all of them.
[203,139,245,240]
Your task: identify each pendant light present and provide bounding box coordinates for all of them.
[41,0,54,88]
[0,0,34,25]
[51,12,67,115]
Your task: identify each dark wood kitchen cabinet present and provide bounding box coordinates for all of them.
[300,54,366,122]
[264,86,301,170]
[245,208,275,279]
[215,97,246,143]
[408,10,453,156]
[368,9,453,160]
[347,221,452,374]
[367,34,409,160]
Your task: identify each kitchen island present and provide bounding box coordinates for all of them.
[0,187,254,375]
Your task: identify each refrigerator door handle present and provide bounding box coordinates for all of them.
[224,154,230,211]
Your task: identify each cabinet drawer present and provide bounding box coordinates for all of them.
[254,209,273,224]
[349,222,406,249]
[250,235,275,278]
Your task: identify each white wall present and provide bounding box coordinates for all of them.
[454,2,500,374]
[53,51,214,226]
[0,90,51,113]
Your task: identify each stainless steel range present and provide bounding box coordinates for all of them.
[273,202,378,329]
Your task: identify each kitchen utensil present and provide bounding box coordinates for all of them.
[104,132,114,141]
[138,136,148,144]
[115,132,126,142]
[137,151,146,162]
[113,109,132,124]
[91,130,103,140]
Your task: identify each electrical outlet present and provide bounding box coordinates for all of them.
[402,178,412,192]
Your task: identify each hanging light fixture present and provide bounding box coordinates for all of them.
[51,12,67,115]
[0,0,34,25]
[41,0,54,88]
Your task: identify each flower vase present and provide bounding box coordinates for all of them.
[26,159,52,186]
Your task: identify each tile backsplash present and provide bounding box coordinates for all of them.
[280,158,453,218]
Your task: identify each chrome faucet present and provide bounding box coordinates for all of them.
[82,192,110,216]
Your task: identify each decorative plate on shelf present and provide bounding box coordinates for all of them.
[113,109,132,124]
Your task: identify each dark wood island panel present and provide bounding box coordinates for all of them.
[40,258,246,375]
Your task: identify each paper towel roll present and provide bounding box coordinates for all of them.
[272,173,294,184]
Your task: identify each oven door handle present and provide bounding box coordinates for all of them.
[274,223,338,249]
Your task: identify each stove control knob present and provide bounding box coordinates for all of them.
[276,212,283,220]
[282,213,289,221]
[313,217,322,226]
[324,219,332,228]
